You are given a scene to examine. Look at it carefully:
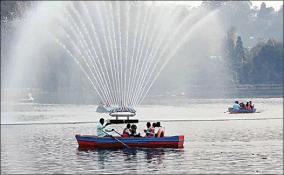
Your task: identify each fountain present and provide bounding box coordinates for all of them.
[2,1,227,109]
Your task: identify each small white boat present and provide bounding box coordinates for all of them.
[19,93,34,103]
[96,104,114,113]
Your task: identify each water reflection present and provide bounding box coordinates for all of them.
[77,147,184,167]
[122,148,138,162]
[143,149,165,164]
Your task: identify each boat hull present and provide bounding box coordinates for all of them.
[228,107,256,114]
[75,135,184,149]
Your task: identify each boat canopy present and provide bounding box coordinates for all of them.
[108,107,138,124]
[109,106,136,113]
[109,112,136,117]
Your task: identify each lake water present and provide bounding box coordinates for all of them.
[1,98,283,174]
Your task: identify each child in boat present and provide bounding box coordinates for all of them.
[245,102,252,110]
[150,123,156,137]
[122,123,131,137]
[249,101,254,109]
[144,122,154,137]
[239,102,245,109]
[155,122,165,137]
[96,118,114,137]
[129,124,141,137]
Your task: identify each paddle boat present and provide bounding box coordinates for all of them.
[76,106,184,149]
[228,107,256,114]
[75,135,184,149]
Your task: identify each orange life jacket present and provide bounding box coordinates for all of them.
[157,128,164,137]
[122,133,129,138]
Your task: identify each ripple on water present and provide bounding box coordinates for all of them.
[1,101,283,174]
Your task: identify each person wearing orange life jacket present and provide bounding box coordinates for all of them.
[122,123,131,137]
[155,122,165,137]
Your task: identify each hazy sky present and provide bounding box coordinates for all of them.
[173,1,283,11]
[250,1,283,10]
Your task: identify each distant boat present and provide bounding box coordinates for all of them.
[228,107,256,114]
[96,104,114,113]
[19,93,34,103]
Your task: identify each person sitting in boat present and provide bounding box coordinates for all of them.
[239,102,245,109]
[122,123,131,137]
[249,101,254,109]
[233,101,240,111]
[155,122,165,137]
[245,102,252,110]
[151,122,156,136]
[129,124,141,137]
[96,118,114,137]
[144,122,154,137]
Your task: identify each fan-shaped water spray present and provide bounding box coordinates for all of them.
[51,1,217,107]
[3,1,223,106]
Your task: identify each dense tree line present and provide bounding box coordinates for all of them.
[225,28,283,84]
[1,1,33,21]
[201,1,283,46]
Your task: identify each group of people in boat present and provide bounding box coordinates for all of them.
[122,123,140,137]
[122,122,165,138]
[233,100,254,110]
[96,118,165,138]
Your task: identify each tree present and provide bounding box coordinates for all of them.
[235,36,245,65]
[225,27,237,58]
[201,0,225,10]
[250,39,283,84]
[235,36,246,83]
[1,1,33,21]
[224,27,238,83]
[258,2,275,20]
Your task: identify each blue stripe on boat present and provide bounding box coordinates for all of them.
[76,135,180,144]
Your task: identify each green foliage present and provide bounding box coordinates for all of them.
[1,1,32,21]
[226,34,283,85]
[201,1,226,10]
[258,2,275,19]
[250,39,283,84]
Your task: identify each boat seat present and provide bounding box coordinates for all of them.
[108,119,139,124]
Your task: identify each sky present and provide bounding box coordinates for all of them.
[172,1,283,11]
[251,1,283,10]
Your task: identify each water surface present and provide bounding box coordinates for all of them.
[1,98,283,174]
